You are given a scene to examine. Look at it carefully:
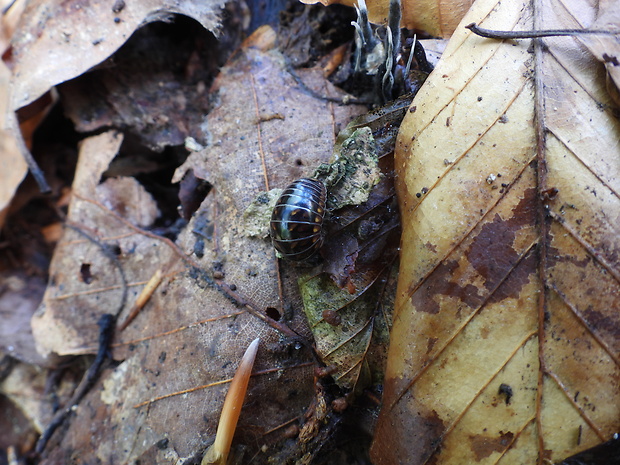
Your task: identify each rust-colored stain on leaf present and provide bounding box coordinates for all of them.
[465,188,537,288]
[468,431,515,461]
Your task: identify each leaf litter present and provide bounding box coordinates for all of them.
[6,0,615,462]
[30,32,360,465]
[1,0,420,461]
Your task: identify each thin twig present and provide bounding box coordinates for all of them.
[6,112,51,193]
[64,222,128,318]
[466,23,620,40]
[35,314,116,454]
[285,61,371,106]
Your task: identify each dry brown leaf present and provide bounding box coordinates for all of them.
[0,0,25,51]
[299,0,473,37]
[30,25,366,463]
[1,0,226,200]
[372,0,620,463]
[0,271,47,365]
[0,59,25,229]
[4,0,225,111]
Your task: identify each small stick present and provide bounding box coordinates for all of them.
[201,338,260,465]
[117,269,163,331]
[6,112,51,193]
[35,313,116,454]
[64,222,128,318]
[466,22,620,40]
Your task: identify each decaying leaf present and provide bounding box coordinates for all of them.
[1,0,228,197]
[299,0,473,37]
[27,22,367,463]
[0,58,25,229]
[4,0,225,111]
[299,125,401,391]
[372,0,620,463]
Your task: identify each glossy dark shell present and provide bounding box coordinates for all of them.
[270,178,327,261]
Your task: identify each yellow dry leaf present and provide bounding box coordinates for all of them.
[299,0,473,38]
[372,0,620,463]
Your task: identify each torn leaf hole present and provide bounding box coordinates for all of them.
[265,307,281,321]
[80,263,93,284]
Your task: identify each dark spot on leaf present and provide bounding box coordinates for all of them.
[602,53,619,66]
[155,438,169,450]
[488,246,537,304]
[466,188,537,295]
[425,242,437,253]
[412,259,483,314]
[426,337,438,354]
[410,187,538,311]
[266,307,281,321]
[498,383,513,405]
[582,307,620,342]
[80,263,93,284]
[109,244,122,256]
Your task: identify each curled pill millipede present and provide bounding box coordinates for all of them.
[270,178,327,261]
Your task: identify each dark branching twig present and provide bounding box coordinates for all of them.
[7,113,51,193]
[35,224,129,455]
[65,222,128,318]
[35,314,116,454]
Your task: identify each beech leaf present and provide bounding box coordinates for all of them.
[372,0,620,463]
